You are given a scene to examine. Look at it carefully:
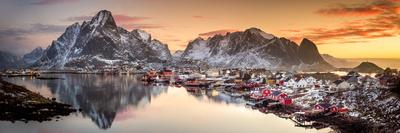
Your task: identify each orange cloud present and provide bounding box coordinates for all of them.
[316,0,400,17]
[316,6,382,16]
[198,29,238,38]
[287,0,400,45]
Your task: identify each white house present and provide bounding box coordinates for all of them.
[295,78,308,88]
[305,76,317,87]
[284,79,297,88]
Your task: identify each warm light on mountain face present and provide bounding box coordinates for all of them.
[0,0,399,59]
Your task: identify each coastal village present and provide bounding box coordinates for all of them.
[1,0,400,132]
[139,67,400,132]
[1,63,400,132]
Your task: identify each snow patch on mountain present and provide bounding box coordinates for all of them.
[183,38,209,60]
[180,28,333,70]
[93,55,121,65]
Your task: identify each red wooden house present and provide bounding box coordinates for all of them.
[279,97,293,105]
[270,90,288,101]
[314,103,338,112]
[161,69,174,77]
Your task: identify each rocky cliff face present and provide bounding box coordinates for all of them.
[33,10,172,69]
[298,38,326,65]
[21,47,44,67]
[180,28,334,71]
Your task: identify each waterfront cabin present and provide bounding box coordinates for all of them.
[270,90,288,101]
[279,97,293,105]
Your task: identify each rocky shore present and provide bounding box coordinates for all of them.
[0,77,76,122]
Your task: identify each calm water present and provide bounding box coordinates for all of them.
[0,74,331,133]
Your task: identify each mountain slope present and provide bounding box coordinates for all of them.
[181,28,333,71]
[0,51,20,69]
[21,47,44,67]
[34,10,171,69]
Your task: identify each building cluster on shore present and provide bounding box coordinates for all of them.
[140,67,400,131]
[0,62,140,76]
[1,66,399,131]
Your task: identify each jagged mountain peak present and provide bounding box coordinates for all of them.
[32,10,172,69]
[131,29,151,42]
[191,37,205,42]
[300,38,316,48]
[69,22,80,27]
[244,27,275,40]
[181,27,334,71]
[89,10,117,29]
[31,47,43,53]
[298,38,324,64]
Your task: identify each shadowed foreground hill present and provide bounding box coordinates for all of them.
[0,78,76,122]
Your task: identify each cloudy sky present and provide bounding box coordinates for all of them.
[0,0,399,58]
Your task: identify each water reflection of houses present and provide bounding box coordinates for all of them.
[43,75,168,129]
[185,88,246,104]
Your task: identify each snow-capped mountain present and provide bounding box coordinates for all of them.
[34,10,172,69]
[180,28,333,71]
[21,47,44,66]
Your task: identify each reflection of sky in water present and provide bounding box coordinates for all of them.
[1,74,331,133]
[331,71,376,77]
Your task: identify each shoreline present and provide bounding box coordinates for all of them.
[0,77,77,122]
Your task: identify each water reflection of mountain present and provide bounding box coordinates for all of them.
[44,74,168,129]
[185,88,245,104]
